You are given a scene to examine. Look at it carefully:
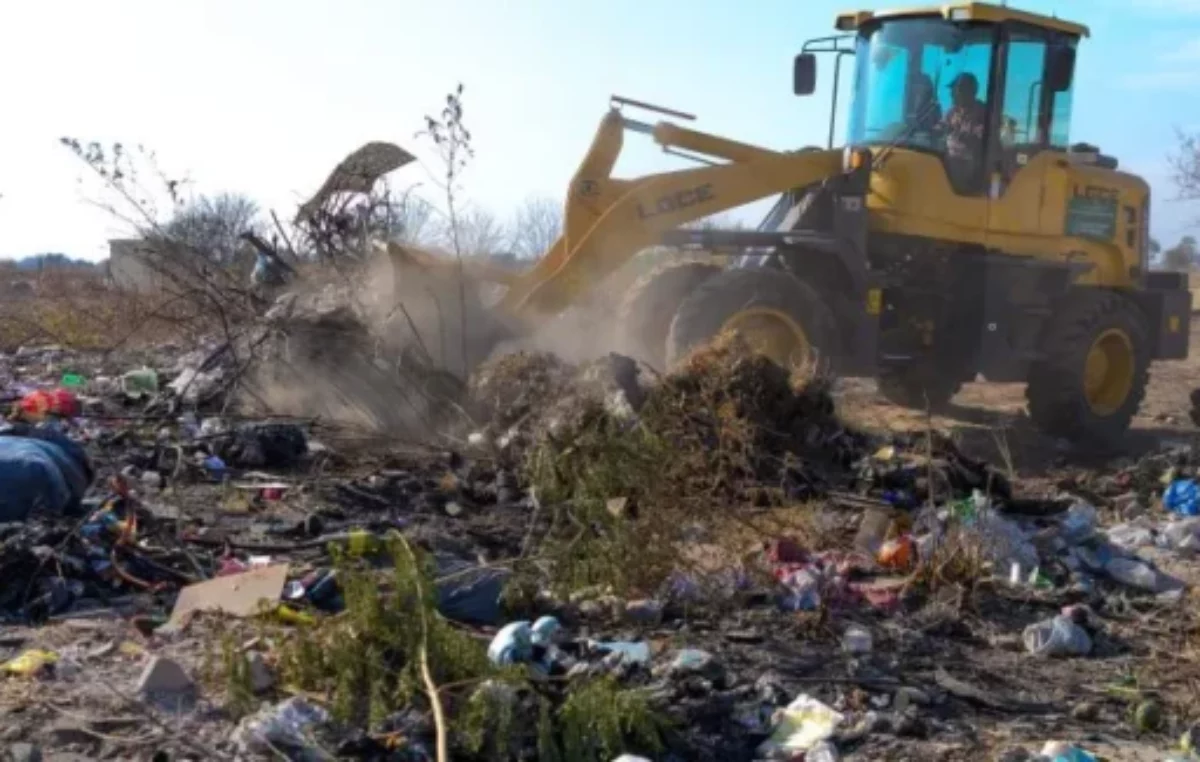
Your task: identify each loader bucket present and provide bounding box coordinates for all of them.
[296,142,417,223]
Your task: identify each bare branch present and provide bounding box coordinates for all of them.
[508,195,563,259]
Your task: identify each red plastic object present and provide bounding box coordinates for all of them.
[877,535,915,570]
[18,388,79,420]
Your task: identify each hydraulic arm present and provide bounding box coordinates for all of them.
[495,98,842,325]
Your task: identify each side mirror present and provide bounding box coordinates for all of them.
[794,53,817,96]
[1047,46,1075,92]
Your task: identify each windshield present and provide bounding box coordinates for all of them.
[846,18,995,151]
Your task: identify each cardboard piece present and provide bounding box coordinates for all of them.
[167,564,289,629]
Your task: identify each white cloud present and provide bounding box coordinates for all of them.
[1117,70,1200,90]
[1161,36,1200,62]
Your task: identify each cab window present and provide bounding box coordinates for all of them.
[847,18,995,153]
[997,28,1077,150]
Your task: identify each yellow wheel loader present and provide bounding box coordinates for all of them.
[315,2,1191,447]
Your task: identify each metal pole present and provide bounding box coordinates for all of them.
[829,54,843,148]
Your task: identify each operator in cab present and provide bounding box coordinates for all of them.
[941,72,987,185]
[906,74,942,135]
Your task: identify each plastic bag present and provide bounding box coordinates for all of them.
[121,368,159,399]
[974,511,1039,570]
[1107,522,1155,550]
[1041,742,1096,761]
[235,697,330,761]
[1106,557,1165,592]
[777,567,821,611]
[1165,479,1200,517]
[488,621,533,666]
[757,694,844,757]
[1162,518,1200,552]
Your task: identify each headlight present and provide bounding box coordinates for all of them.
[843,146,870,172]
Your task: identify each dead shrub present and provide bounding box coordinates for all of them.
[517,334,864,599]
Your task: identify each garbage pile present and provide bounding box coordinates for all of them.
[5,332,1200,761]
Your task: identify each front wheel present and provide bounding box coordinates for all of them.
[617,260,722,370]
[665,268,839,375]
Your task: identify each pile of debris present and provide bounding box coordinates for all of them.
[4,329,1200,762]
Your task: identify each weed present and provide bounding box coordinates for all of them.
[212,530,670,761]
[557,677,670,762]
[274,533,488,727]
[219,631,257,719]
[907,521,989,598]
[525,399,674,596]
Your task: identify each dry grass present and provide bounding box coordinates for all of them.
[0,267,208,352]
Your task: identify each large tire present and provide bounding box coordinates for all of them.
[665,268,839,372]
[1025,289,1151,446]
[617,260,722,370]
[877,366,963,411]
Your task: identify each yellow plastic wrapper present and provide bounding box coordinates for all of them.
[3,649,58,677]
[272,604,316,627]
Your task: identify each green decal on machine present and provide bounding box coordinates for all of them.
[1065,186,1118,241]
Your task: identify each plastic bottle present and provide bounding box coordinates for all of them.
[1023,615,1092,657]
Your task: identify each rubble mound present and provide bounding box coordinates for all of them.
[467,351,574,433]
[640,334,859,487]
[468,335,868,506]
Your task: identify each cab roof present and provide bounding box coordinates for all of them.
[835,2,1089,38]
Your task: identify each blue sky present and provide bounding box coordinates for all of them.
[1,0,1198,260]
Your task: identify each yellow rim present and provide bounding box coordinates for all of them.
[1083,328,1136,416]
[721,307,813,370]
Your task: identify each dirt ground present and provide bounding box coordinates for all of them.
[5,315,1200,761]
[820,317,1200,761]
[839,316,1200,477]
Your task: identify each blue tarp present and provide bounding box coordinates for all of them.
[0,425,92,522]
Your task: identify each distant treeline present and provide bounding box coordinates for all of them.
[0,253,97,271]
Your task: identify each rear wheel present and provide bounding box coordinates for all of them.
[617,260,722,370]
[877,366,963,411]
[665,268,839,375]
[1025,290,1150,446]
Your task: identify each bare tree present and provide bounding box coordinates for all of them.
[1171,128,1200,203]
[387,193,437,246]
[344,183,438,249]
[164,192,263,262]
[1162,235,1199,271]
[445,205,507,257]
[508,195,563,259]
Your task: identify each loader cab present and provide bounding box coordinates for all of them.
[797,4,1084,197]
